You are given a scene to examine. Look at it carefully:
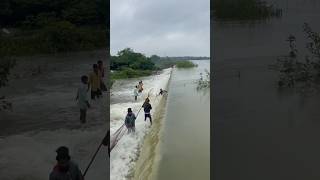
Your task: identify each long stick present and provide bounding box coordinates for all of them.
[83,131,108,177]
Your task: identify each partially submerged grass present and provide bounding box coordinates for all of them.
[176,61,197,68]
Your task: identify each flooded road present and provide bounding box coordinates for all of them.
[213,0,320,179]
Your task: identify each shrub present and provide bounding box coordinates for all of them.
[176,61,197,68]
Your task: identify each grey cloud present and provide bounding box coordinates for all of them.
[111,0,210,56]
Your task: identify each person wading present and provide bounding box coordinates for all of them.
[75,75,90,124]
[49,146,84,180]
[89,64,102,100]
[142,98,152,125]
[125,108,136,133]
[138,81,143,93]
[133,86,139,101]
[97,60,107,92]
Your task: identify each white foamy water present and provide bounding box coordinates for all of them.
[0,128,108,180]
[110,68,172,180]
[0,51,109,180]
[0,98,109,180]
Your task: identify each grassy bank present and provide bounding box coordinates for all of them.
[111,68,153,79]
[213,0,282,21]
[0,26,107,56]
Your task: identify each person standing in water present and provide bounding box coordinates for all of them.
[142,98,152,125]
[133,86,139,101]
[89,64,102,100]
[125,108,136,133]
[97,60,107,91]
[49,146,84,180]
[76,75,90,124]
[138,81,143,93]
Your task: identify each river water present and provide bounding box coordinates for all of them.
[0,50,109,180]
[213,0,320,179]
[132,60,210,180]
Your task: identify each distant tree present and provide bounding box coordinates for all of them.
[111,48,155,71]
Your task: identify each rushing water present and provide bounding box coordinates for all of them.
[132,60,210,180]
[110,69,171,180]
[213,1,320,179]
[0,51,108,180]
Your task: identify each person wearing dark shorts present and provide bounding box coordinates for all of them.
[142,98,152,125]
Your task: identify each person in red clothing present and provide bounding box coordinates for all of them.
[49,146,84,180]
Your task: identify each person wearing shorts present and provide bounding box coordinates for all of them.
[142,98,152,125]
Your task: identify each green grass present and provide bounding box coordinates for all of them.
[111,68,153,80]
[0,25,107,56]
[176,61,197,68]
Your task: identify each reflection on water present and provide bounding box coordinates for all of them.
[156,60,210,180]
[213,0,320,179]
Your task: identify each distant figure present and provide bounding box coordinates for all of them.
[49,146,84,180]
[76,75,90,124]
[134,86,139,101]
[125,108,136,133]
[142,98,152,125]
[89,64,102,99]
[102,130,110,157]
[138,81,143,93]
[97,60,107,91]
[159,88,168,96]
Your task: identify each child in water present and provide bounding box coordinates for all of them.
[76,75,90,124]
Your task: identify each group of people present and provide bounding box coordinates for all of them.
[125,81,168,133]
[75,60,106,124]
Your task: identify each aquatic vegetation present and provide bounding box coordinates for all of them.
[0,57,15,111]
[213,0,282,21]
[272,23,320,93]
[176,61,197,68]
[197,69,210,90]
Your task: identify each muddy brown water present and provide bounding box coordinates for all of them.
[213,0,320,179]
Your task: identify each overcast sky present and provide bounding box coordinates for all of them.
[110,0,210,57]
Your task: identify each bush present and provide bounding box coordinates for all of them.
[176,61,197,68]
[273,23,320,91]
[0,56,15,111]
[111,68,152,79]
